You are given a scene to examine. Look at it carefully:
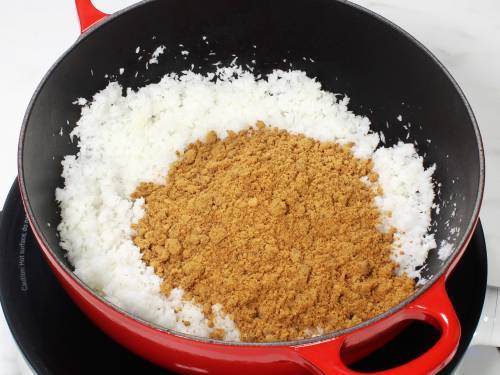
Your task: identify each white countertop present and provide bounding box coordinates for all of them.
[0,1,499,374]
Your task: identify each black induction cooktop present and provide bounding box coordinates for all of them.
[0,180,487,374]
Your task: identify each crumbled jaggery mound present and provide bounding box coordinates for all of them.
[131,123,415,342]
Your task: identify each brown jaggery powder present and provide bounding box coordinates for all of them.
[131,123,415,342]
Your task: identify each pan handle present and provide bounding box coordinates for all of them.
[75,0,109,33]
[294,278,460,375]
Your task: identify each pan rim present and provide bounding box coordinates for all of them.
[17,0,485,347]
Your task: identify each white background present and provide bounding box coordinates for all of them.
[0,1,499,374]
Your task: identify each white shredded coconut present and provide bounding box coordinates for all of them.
[372,143,436,278]
[56,66,437,341]
[73,97,87,106]
[149,45,166,64]
[438,241,453,261]
[379,132,386,144]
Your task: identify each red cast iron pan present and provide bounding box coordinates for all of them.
[0,181,489,374]
[17,0,485,374]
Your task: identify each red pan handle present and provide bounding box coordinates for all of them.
[295,278,460,375]
[75,0,109,33]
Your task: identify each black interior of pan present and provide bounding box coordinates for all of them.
[21,0,481,283]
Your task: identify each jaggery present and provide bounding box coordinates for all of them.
[131,123,415,342]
